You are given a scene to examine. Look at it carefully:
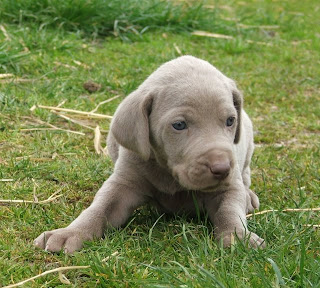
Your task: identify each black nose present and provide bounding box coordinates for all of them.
[210,162,230,179]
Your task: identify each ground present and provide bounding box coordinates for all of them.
[0,0,319,287]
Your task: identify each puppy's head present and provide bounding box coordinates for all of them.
[111,56,243,191]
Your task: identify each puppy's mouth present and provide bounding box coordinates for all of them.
[180,181,221,193]
[200,185,221,192]
[172,170,222,192]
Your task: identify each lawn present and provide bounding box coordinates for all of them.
[0,0,319,287]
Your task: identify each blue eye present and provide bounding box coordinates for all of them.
[226,117,235,127]
[172,121,187,130]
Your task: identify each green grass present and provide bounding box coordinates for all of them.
[0,0,212,40]
[1,0,320,287]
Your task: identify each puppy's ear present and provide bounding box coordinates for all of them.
[111,89,153,161]
[229,81,243,144]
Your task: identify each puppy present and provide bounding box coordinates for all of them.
[34,56,265,253]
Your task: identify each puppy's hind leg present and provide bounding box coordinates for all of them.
[242,165,260,213]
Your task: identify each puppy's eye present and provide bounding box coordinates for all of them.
[226,117,235,127]
[172,121,187,130]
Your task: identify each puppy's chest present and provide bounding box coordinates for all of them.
[151,190,207,214]
[141,162,216,214]
[142,161,183,195]
[152,177,182,195]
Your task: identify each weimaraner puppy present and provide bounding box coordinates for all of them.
[34,55,265,253]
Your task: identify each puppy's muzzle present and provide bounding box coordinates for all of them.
[210,161,231,180]
[204,148,233,181]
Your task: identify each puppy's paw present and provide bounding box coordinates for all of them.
[218,230,266,249]
[34,228,92,254]
[247,232,266,248]
[246,189,260,213]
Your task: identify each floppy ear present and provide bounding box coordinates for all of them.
[110,89,153,161]
[229,81,243,144]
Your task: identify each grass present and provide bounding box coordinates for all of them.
[0,0,211,40]
[0,0,319,287]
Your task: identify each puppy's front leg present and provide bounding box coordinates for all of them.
[205,186,265,248]
[34,174,148,253]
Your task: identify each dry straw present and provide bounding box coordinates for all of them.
[247,207,320,218]
[29,95,120,153]
[31,104,113,119]
[3,266,90,288]
[191,30,273,46]
[0,190,63,205]
[3,251,119,287]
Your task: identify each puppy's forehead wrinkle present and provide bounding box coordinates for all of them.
[142,58,233,106]
[152,89,234,123]
[148,55,227,86]
[154,81,231,104]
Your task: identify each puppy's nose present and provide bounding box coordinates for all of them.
[210,162,230,179]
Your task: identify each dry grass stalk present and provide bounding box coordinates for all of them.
[21,115,51,126]
[281,207,320,212]
[56,99,67,108]
[0,73,14,79]
[35,104,113,119]
[2,266,90,288]
[20,127,85,136]
[29,105,37,112]
[0,24,10,41]
[0,112,10,119]
[245,39,273,46]
[0,190,63,205]
[237,24,279,29]
[73,60,90,69]
[54,61,77,70]
[247,207,320,218]
[303,224,320,228]
[203,5,233,11]
[221,17,239,22]
[291,39,312,45]
[0,179,13,182]
[14,156,54,162]
[20,128,55,133]
[191,30,233,39]
[19,39,29,52]
[58,271,71,284]
[101,251,119,262]
[94,125,102,154]
[53,112,109,132]
[32,178,39,202]
[191,30,272,46]
[89,95,121,113]
[203,4,215,9]
[4,251,119,287]
[219,5,233,11]
[173,43,182,55]
[94,125,108,156]
[0,78,34,84]
[52,111,95,131]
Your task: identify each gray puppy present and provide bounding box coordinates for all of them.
[35,56,265,253]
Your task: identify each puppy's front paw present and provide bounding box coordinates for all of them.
[219,230,266,249]
[34,228,92,254]
[245,231,265,248]
[246,189,260,213]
